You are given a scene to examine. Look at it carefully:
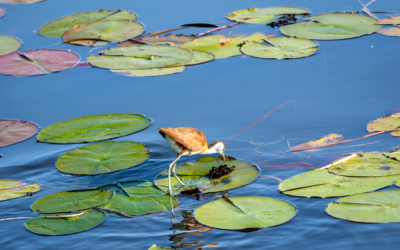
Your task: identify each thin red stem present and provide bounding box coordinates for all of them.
[196,23,240,37]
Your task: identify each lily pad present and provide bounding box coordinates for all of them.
[280,13,381,40]
[194,196,296,230]
[384,149,400,161]
[56,141,149,175]
[0,49,79,76]
[39,9,120,37]
[154,156,260,195]
[326,190,400,223]
[376,16,400,25]
[148,244,171,250]
[25,209,106,235]
[111,66,185,77]
[185,50,215,65]
[291,133,343,150]
[0,180,40,201]
[0,7,4,18]
[88,45,194,70]
[31,190,113,213]
[328,152,400,177]
[0,120,39,147]
[0,35,22,55]
[227,6,310,25]
[0,0,44,4]
[367,113,400,136]
[377,27,400,36]
[181,33,268,59]
[241,37,317,59]
[279,169,400,198]
[97,181,178,216]
[37,114,151,144]
[135,34,197,45]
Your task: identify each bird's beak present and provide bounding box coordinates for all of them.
[222,153,226,162]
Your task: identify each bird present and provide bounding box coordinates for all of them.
[157,127,226,195]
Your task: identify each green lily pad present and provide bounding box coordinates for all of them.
[0,120,39,147]
[0,7,5,18]
[326,190,400,223]
[97,181,178,216]
[0,0,43,4]
[37,114,151,144]
[181,33,268,59]
[328,152,400,177]
[111,66,185,77]
[39,9,120,37]
[154,156,260,195]
[0,180,40,201]
[185,50,215,65]
[194,196,296,230]
[31,190,113,213]
[384,149,400,161]
[0,35,21,55]
[148,244,171,250]
[227,6,310,25]
[280,13,381,40]
[367,113,400,136]
[55,141,149,175]
[25,209,106,235]
[88,45,194,70]
[135,34,197,46]
[279,169,400,198]
[241,37,317,59]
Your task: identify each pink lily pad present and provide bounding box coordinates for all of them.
[0,0,44,4]
[0,7,5,18]
[0,120,39,147]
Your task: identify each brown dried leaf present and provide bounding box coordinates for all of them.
[377,27,400,36]
[376,16,400,24]
[0,120,39,147]
[292,133,344,150]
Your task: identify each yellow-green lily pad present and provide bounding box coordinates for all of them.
[111,66,185,77]
[367,113,400,136]
[0,180,40,201]
[0,35,22,55]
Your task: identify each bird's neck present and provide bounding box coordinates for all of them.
[202,144,218,154]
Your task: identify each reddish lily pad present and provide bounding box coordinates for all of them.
[377,27,400,37]
[0,0,44,4]
[0,7,5,18]
[0,35,22,56]
[0,120,39,147]
[376,16,400,25]
[0,49,79,76]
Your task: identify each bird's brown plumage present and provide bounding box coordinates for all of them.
[157,127,207,152]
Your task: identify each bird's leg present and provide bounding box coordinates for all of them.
[172,154,186,186]
[168,154,183,195]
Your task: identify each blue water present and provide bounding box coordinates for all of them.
[1,0,400,249]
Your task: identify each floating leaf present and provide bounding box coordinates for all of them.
[326,190,400,223]
[0,0,43,4]
[377,27,400,36]
[328,152,400,177]
[194,196,296,230]
[376,16,400,25]
[31,190,113,213]
[39,9,120,37]
[241,37,317,59]
[0,49,79,76]
[56,141,149,175]
[25,209,106,236]
[0,35,22,55]
[111,66,185,77]
[37,114,151,144]
[227,6,310,25]
[279,169,400,198]
[181,33,268,59]
[291,133,343,150]
[280,13,381,40]
[0,120,39,147]
[0,7,5,18]
[88,45,193,70]
[135,34,197,45]
[367,113,400,136]
[384,149,400,161]
[0,180,40,201]
[148,244,171,250]
[185,50,215,65]
[154,156,260,195]
[97,181,177,216]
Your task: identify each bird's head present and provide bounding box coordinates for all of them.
[208,141,226,161]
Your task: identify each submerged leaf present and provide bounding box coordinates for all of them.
[376,16,400,24]
[227,6,310,25]
[111,66,185,77]
[0,49,79,76]
[326,190,400,223]
[56,141,149,175]
[291,133,343,150]
[0,120,39,147]
[367,113,400,136]
[0,35,22,55]
[0,0,44,4]
[37,114,151,144]
[0,180,40,201]
[25,209,106,235]
[377,27,400,36]
[194,196,296,230]
[134,34,197,45]
[241,37,317,59]
[154,156,260,195]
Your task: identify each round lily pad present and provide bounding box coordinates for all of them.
[280,13,381,40]
[241,37,318,59]
[111,66,185,77]
[367,113,400,136]
[0,7,5,18]
[31,190,113,213]
[185,50,215,65]
[377,27,400,36]
[88,45,194,70]
[0,49,79,76]
[0,0,43,4]
[154,156,260,195]
[0,120,39,147]
[148,244,171,250]
[37,114,151,144]
[328,152,400,177]
[25,209,106,236]
[227,6,310,25]
[279,169,400,198]
[56,141,149,175]
[194,196,296,230]
[384,149,400,161]
[0,180,40,201]
[135,34,197,45]
[0,35,22,56]
[326,190,400,223]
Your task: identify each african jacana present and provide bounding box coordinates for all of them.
[158,127,226,195]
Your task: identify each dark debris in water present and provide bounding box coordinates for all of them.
[208,164,235,179]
